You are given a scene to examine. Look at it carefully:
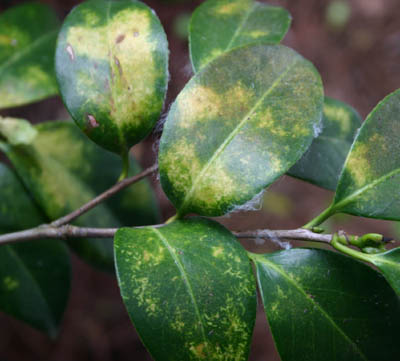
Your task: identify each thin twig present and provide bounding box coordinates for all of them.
[0,225,118,245]
[234,228,332,244]
[0,225,333,247]
[51,163,158,227]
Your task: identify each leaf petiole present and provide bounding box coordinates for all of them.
[118,151,130,182]
[303,204,336,229]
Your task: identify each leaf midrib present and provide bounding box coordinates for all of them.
[334,167,400,211]
[256,256,369,361]
[151,228,208,347]
[105,1,127,153]
[372,254,400,269]
[179,58,298,213]
[224,3,257,51]
[0,30,57,77]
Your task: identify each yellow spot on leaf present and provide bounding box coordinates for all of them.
[215,1,248,15]
[190,342,207,358]
[199,48,224,69]
[3,276,19,291]
[163,138,202,196]
[141,248,165,265]
[177,85,222,126]
[323,103,352,134]
[247,30,270,38]
[192,156,237,211]
[346,142,373,187]
[212,246,224,258]
[67,6,161,128]
[171,319,185,332]
[0,34,11,45]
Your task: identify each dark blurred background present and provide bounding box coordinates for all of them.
[0,0,399,360]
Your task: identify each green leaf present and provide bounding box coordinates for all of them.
[32,121,161,228]
[252,248,400,361]
[189,0,291,72]
[1,119,159,271]
[115,218,256,361]
[159,44,323,217]
[0,163,70,337]
[330,89,400,220]
[367,248,400,296]
[0,2,59,109]
[289,97,361,190]
[55,0,169,155]
[0,163,43,231]
[0,116,37,146]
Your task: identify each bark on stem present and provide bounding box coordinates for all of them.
[0,226,333,246]
[233,228,332,244]
[51,163,158,227]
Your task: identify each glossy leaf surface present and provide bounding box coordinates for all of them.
[330,89,400,219]
[253,248,400,361]
[189,0,291,72]
[32,121,160,227]
[159,44,323,216]
[368,248,400,296]
[289,97,361,190]
[0,3,59,109]
[56,0,169,155]
[0,164,70,336]
[1,120,159,271]
[115,218,256,361]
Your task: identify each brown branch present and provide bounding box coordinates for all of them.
[233,228,332,244]
[0,224,333,247]
[0,225,118,245]
[51,163,158,227]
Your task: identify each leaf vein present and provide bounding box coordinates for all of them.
[179,58,299,213]
[150,228,208,348]
[224,3,258,51]
[334,167,400,211]
[0,31,57,77]
[257,257,369,361]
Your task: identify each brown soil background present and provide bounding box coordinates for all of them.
[0,0,399,360]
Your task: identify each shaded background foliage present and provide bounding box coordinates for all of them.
[0,0,399,360]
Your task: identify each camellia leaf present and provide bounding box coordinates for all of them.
[366,248,400,296]
[0,119,159,271]
[115,218,256,361]
[0,2,60,109]
[0,116,37,146]
[32,121,160,227]
[55,0,169,156]
[0,163,70,337]
[189,0,291,72]
[289,97,361,190]
[252,248,400,361]
[327,89,400,220]
[159,44,323,217]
